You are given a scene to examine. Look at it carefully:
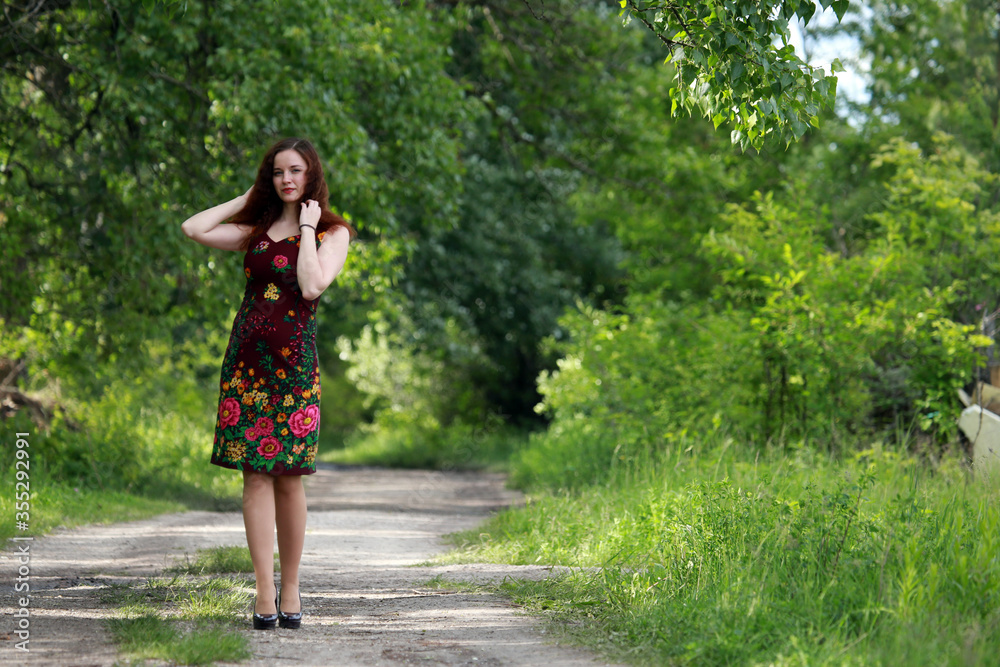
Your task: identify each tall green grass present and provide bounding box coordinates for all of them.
[445,436,1000,666]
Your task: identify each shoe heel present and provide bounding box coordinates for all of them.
[278,592,303,629]
[253,611,278,630]
[252,584,278,630]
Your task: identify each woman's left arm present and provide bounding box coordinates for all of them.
[297,200,351,301]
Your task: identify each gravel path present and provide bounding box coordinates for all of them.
[1,465,621,666]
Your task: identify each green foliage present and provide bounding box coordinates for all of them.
[399,159,625,421]
[536,133,997,449]
[364,1,631,425]
[619,0,845,151]
[0,409,183,541]
[840,0,1000,168]
[324,413,522,471]
[0,343,241,541]
[0,0,468,391]
[0,0,636,447]
[337,318,493,428]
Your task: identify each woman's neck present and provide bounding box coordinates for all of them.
[274,202,300,227]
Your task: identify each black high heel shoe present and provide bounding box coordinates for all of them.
[252,584,278,630]
[278,590,303,629]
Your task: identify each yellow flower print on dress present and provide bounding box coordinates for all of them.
[226,441,246,461]
[283,395,295,407]
[264,283,280,301]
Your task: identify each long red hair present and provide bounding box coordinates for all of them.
[231,137,355,251]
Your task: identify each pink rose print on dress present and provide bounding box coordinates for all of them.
[244,427,259,442]
[257,437,283,460]
[288,405,320,437]
[272,255,290,272]
[254,417,275,437]
[219,398,241,428]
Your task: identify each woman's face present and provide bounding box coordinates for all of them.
[272,149,308,203]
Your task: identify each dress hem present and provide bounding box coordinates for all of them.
[210,458,317,477]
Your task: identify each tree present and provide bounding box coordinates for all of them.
[0,0,469,395]
[839,0,1000,172]
[617,0,847,150]
[344,1,630,425]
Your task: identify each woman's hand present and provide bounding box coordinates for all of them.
[299,200,321,229]
[181,188,255,251]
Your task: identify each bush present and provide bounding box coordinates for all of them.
[533,135,995,458]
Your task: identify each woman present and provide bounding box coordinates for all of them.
[181,138,353,630]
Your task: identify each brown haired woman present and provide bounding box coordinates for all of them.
[181,138,353,630]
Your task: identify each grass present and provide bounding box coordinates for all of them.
[167,545,278,576]
[0,474,184,542]
[108,613,250,666]
[439,438,1000,667]
[422,574,492,594]
[0,376,243,543]
[103,549,262,665]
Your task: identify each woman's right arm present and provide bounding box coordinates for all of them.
[181,189,253,251]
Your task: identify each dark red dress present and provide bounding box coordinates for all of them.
[211,229,327,475]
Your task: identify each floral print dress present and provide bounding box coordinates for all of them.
[211,229,327,475]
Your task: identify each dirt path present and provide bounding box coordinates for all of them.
[1,465,621,666]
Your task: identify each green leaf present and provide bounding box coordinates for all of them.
[831,0,849,21]
[799,2,817,25]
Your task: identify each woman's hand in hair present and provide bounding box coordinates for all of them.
[180,189,254,251]
[299,200,321,229]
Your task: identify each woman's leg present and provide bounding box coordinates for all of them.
[242,470,277,614]
[274,475,307,613]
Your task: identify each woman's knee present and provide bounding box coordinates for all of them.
[243,470,275,496]
[273,475,303,497]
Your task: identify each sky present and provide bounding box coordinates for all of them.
[789,5,871,111]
